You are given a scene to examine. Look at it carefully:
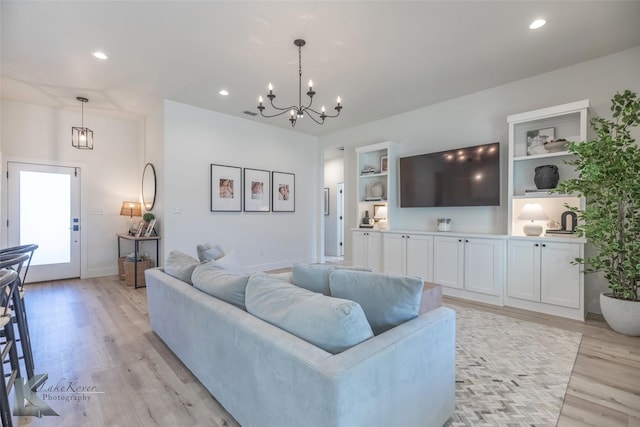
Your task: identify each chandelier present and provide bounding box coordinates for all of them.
[257,39,342,127]
[72,96,94,150]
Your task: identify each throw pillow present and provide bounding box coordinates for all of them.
[206,250,243,274]
[196,243,225,262]
[329,270,423,335]
[192,261,250,310]
[164,251,200,285]
[245,273,373,354]
[291,263,374,295]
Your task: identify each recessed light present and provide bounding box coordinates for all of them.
[92,51,108,60]
[529,19,546,30]
[219,89,229,96]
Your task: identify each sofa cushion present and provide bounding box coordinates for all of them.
[164,251,201,284]
[196,243,226,262]
[245,273,373,354]
[291,264,374,295]
[192,261,250,310]
[329,270,423,335]
[206,250,243,274]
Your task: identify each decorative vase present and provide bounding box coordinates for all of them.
[534,165,559,189]
[600,292,640,336]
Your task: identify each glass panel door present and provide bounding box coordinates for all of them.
[7,162,81,282]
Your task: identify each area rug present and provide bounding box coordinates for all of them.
[446,302,583,427]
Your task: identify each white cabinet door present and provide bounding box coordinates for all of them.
[464,238,503,296]
[406,234,433,282]
[383,233,406,275]
[540,242,581,309]
[507,240,541,302]
[366,232,383,272]
[434,236,464,289]
[352,231,367,268]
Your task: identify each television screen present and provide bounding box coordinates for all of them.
[400,142,500,207]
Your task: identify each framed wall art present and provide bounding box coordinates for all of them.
[526,127,554,156]
[244,168,270,212]
[272,171,295,212]
[211,164,242,212]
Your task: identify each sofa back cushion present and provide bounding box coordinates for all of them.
[196,243,226,262]
[330,270,423,335]
[245,273,373,354]
[165,251,201,284]
[192,261,250,310]
[291,263,373,295]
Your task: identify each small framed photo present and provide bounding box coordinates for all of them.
[211,164,242,212]
[323,188,329,215]
[380,155,388,173]
[145,219,156,237]
[135,222,145,237]
[272,171,295,212]
[244,168,270,212]
[526,127,554,155]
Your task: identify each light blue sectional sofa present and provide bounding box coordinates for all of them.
[145,260,456,427]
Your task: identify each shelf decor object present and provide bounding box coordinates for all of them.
[257,39,342,127]
[518,203,549,236]
[210,164,242,212]
[72,96,94,150]
[534,164,559,189]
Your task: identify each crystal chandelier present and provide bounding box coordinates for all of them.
[257,39,342,127]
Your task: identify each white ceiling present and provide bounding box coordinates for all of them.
[2,1,639,136]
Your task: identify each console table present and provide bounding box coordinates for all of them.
[116,233,160,288]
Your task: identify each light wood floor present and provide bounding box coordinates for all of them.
[10,275,640,426]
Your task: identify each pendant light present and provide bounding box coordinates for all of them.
[72,96,94,150]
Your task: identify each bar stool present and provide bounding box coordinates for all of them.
[0,254,34,381]
[0,268,20,427]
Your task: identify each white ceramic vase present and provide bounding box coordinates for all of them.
[600,292,640,336]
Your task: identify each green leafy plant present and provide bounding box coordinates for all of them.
[143,213,155,223]
[555,90,640,301]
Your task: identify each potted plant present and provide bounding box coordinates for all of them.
[143,212,155,225]
[555,89,640,335]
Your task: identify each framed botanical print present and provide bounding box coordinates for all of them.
[211,164,242,212]
[244,168,270,212]
[272,171,295,212]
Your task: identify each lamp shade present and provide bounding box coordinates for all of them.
[518,203,549,221]
[120,201,142,217]
[374,206,388,219]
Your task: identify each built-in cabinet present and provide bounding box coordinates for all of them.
[507,99,588,236]
[433,235,504,305]
[348,101,591,320]
[383,233,433,281]
[355,142,394,229]
[506,238,584,320]
[351,230,383,272]
[505,100,588,320]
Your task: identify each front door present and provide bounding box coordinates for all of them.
[7,162,81,282]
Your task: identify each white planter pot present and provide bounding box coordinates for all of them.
[600,292,640,336]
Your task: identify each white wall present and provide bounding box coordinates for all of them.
[319,46,640,314]
[323,156,344,256]
[158,100,320,271]
[0,99,143,277]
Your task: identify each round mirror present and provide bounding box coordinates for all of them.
[142,163,156,211]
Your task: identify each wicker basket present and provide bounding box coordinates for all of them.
[118,257,127,280]
[123,258,153,287]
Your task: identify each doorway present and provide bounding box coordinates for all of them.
[337,182,344,257]
[7,162,81,282]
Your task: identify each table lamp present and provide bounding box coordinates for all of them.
[374,205,388,230]
[518,203,548,236]
[120,201,142,234]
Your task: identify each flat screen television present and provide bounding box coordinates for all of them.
[399,142,500,207]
